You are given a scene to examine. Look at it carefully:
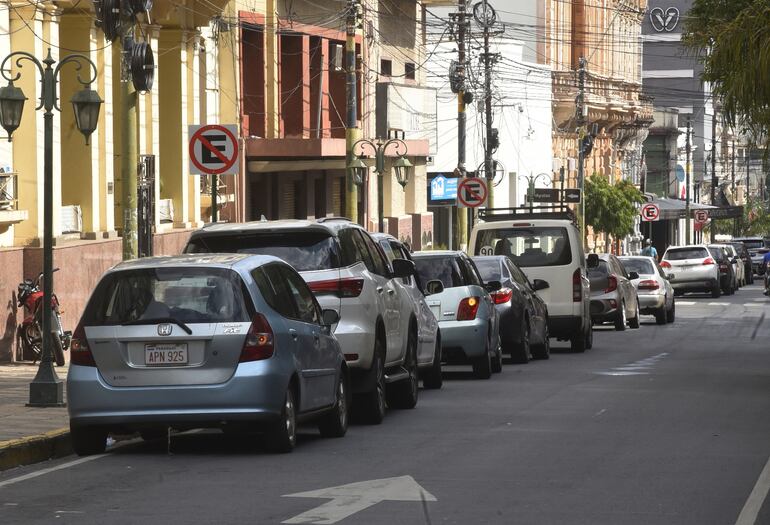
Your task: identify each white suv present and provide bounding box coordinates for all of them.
[469,209,592,352]
[185,219,420,424]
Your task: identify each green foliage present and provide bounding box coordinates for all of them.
[705,196,770,236]
[585,174,645,243]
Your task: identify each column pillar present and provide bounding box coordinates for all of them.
[187,32,202,227]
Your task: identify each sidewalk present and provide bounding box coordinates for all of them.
[0,363,71,470]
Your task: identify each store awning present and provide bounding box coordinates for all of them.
[647,198,716,221]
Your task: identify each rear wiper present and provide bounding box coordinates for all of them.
[122,317,193,335]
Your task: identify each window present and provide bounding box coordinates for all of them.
[475,227,572,267]
[620,258,654,276]
[414,256,463,289]
[280,266,321,324]
[458,257,483,287]
[380,59,392,77]
[405,62,416,80]
[253,265,296,319]
[378,239,397,264]
[665,247,709,261]
[474,259,502,282]
[506,261,531,288]
[359,231,390,276]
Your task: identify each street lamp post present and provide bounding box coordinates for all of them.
[0,49,102,406]
[519,172,552,213]
[347,138,412,232]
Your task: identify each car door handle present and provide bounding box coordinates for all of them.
[387,289,395,295]
[313,334,320,348]
[376,287,384,294]
[289,329,299,341]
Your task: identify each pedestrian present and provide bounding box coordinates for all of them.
[641,239,658,261]
[763,250,770,295]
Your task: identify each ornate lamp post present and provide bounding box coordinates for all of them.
[347,138,412,232]
[0,49,102,406]
[519,172,552,213]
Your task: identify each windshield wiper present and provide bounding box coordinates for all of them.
[122,317,193,335]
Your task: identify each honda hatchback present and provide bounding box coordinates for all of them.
[67,254,348,455]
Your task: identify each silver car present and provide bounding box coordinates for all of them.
[67,254,348,455]
[412,251,501,379]
[661,245,721,298]
[619,256,676,325]
[587,254,640,331]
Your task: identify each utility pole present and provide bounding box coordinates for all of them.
[685,117,692,245]
[480,0,496,208]
[121,66,138,259]
[454,0,468,249]
[710,111,717,243]
[345,0,360,225]
[576,56,587,247]
[731,139,736,193]
[746,143,751,201]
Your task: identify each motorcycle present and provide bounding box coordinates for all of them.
[17,269,71,366]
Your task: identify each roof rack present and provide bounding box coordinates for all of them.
[478,206,577,224]
[316,217,352,223]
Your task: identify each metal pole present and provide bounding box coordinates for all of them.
[577,56,587,248]
[482,0,494,208]
[211,174,218,223]
[345,0,359,225]
[455,0,468,249]
[711,111,717,243]
[685,117,691,245]
[746,143,751,201]
[121,70,138,259]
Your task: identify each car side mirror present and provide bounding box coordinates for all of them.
[667,274,675,281]
[425,280,444,295]
[485,280,502,293]
[587,254,599,268]
[391,258,415,279]
[322,309,340,327]
[628,271,639,280]
[532,279,549,291]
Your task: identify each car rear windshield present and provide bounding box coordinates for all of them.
[81,267,253,326]
[620,258,654,275]
[665,247,708,260]
[739,239,764,250]
[414,256,463,289]
[473,258,502,281]
[475,227,572,267]
[587,261,609,278]
[185,232,339,272]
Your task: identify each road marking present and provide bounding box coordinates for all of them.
[735,454,770,525]
[596,353,668,377]
[0,454,105,489]
[677,301,696,306]
[708,302,730,306]
[283,476,436,524]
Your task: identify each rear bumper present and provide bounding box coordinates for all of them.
[638,293,665,312]
[547,315,584,339]
[671,279,717,292]
[67,362,288,429]
[439,318,488,360]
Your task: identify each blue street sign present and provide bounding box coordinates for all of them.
[675,164,685,182]
[430,175,458,201]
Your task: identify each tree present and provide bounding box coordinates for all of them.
[584,174,645,249]
[706,196,770,237]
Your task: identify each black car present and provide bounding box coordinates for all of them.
[729,241,754,285]
[473,255,550,363]
[708,245,736,295]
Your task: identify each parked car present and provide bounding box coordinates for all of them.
[734,237,770,276]
[586,254,640,331]
[184,219,419,425]
[473,255,550,363]
[729,241,754,285]
[619,256,676,325]
[721,244,745,287]
[372,233,442,389]
[469,209,592,353]
[412,251,502,379]
[661,245,721,298]
[708,245,737,295]
[67,254,349,455]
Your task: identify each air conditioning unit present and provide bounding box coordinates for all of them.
[331,44,343,72]
[60,205,82,233]
[158,199,174,223]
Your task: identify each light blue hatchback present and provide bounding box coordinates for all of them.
[67,254,348,455]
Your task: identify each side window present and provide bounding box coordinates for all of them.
[252,265,297,319]
[345,229,374,271]
[338,229,362,267]
[458,257,482,286]
[358,230,390,276]
[280,266,321,324]
[379,240,397,265]
[507,261,529,287]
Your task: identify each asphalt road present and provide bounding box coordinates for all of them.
[3,285,770,525]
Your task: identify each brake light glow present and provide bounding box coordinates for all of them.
[604,275,618,294]
[70,323,96,367]
[512,222,532,227]
[660,261,672,269]
[638,279,660,290]
[491,287,514,304]
[308,278,364,298]
[703,257,715,265]
[457,297,481,321]
[240,313,274,362]
[573,268,582,302]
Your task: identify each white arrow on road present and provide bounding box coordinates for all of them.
[282,475,436,524]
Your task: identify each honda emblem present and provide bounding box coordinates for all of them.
[157,323,173,336]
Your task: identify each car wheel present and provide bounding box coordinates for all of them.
[666,301,676,323]
[387,330,419,410]
[512,319,530,364]
[711,282,721,298]
[265,387,297,453]
[532,322,550,360]
[491,342,503,373]
[355,342,386,425]
[318,371,349,438]
[654,306,667,325]
[629,301,640,329]
[586,320,594,349]
[570,323,588,353]
[422,338,443,390]
[614,302,627,331]
[472,336,492,379]
[71,425,108,456]
[52,332,66,367]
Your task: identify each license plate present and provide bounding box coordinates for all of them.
[145,343,188,366]
[430,305,441,319]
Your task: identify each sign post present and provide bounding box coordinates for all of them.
[694,209,709,225]
[189,124,239,223]
[456,177,488,209]
[640,203,660,222]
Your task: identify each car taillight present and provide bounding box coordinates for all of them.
[638,279,660,290]
[703,257,715,265]
[308,278,364,298]
[239,313,274,362]
[719,263,728,272]
[604,275,618,294]
[573,268,582,302]
[491,288,514,305]
[70,323,95,367]
[457,297,481,321]
[660,261,672,269]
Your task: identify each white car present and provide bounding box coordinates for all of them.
[185,219,420,424]
[469,209,592,353]
[661,245,721,298]
[373,233,442,389]
[719,244,745,287]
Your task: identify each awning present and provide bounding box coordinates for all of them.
[646,198,716,221]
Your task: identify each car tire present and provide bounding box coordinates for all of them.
[570,323,588,353]
[586,320,594,349]
[318,371,349,438]
[422,338,443,390]
[532,322,550,360]
[265,387,297,453]
[53,332,66,367]
[654,307,667,325]
[139,428,167,442]
[711,282,721,298]
[387,330,419,410]
[472,336,492,379]
[491,342,503,373]
[355,342,387,425]
[614,302,627,331]
[71,425,108,456]
[674,290,684,297]
[512,319,530,364]
[666,300,676,323]
[629,301,640,329]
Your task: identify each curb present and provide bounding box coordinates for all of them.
[0,428,71,471]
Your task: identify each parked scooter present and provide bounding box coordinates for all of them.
[17,269,70,366]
